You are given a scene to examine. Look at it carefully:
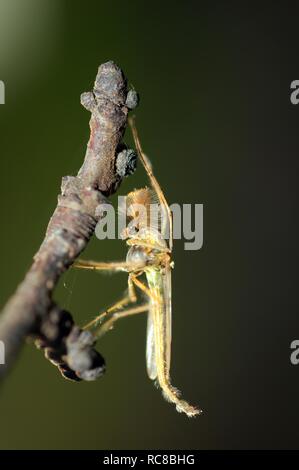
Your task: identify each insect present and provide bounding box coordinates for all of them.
[74,117,201,417]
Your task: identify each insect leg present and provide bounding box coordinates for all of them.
[94,304,150,339]
[129,116,173,250]
[137,271,200,417]
[73,259,129,272]
[152,307,202,418]
[130,275,159,302]
[83,276,137,330]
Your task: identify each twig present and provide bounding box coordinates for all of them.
[0,61,138,381]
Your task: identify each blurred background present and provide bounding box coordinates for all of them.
[0,0,298,449]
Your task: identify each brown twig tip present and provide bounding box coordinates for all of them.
[0,61,139,381]
[78,60,138,196]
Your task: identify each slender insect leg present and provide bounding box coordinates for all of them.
[94,304,150,339]
[158,373,201,417]
[83,276,137,330]
[133,274,200,417]
[152,308,202,417]
[131,275,159,303]
[129,116,173,250]
[73,259,129,272]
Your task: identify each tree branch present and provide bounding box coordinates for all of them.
[0,61,138,381]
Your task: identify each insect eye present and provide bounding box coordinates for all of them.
[126,246,148,267]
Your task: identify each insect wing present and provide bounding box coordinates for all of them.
[145,266,172,381]
[146,309,157,380]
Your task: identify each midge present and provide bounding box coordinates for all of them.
[74,117,201,417]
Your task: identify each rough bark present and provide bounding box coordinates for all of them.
[0,61,138,381]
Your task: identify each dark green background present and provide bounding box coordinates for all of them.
[0,0,298,449]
